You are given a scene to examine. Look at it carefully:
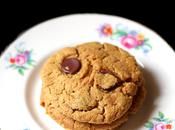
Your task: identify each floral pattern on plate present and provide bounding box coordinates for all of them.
[5,42,35,75]
[145,112,175,130]
[98,23,152,53]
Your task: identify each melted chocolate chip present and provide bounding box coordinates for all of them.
[61,58,81,74]
[98,69,123,92]
[100,69,120,80]
[97,82,122,92]
[100,69,111,74]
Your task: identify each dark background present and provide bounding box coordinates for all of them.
[1,7,175,52]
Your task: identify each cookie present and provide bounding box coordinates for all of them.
[51,112,128,130]
[40,42,145,126]
[43,80,146,130]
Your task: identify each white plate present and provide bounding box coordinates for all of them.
[0,14,175,130]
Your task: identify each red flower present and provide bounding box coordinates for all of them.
[166,124,172,129]
[100,24,113,36]
[9,58,15,64]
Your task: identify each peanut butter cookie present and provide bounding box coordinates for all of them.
[40,42,146,129]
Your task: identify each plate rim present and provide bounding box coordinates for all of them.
[0,13,175,130]
[0,13,174,60]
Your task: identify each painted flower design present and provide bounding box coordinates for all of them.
[154,123,166,130]
[145,112,174,130]
[5,43,35,75]
[98,23,152,53]
[121,35,140,49]
[98,23,113,36]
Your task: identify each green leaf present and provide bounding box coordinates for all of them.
[135,46,141,50]
[110,34,120,40]
[14,66,20,70]
[27,61,35,66]
[144,38,149,42]
[29,49,33,53]
[9,64,16,68]
[153,117,162,122]
[158,112,164,119]
[26,59,35,66]
[116,30,127,36]
[144,43,152,49]
[20,66,28,70]
[28,59,35,63]
[145,121,154,128]
[163,118,173,123]
[18,68,24,75]
[16,48,23,54]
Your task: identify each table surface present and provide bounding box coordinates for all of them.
[1,10,175,53]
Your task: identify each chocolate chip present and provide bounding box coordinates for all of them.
[98,69,122,92]
[97,83,121,92]
[100,69,115,75]
[61,58,81,74]
[100,69,119,79]
[100,69,111,74]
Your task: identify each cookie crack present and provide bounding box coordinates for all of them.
[71,103,98,112]
[71,86,99,112]
[97,78,132,92]
[75,48,79,58]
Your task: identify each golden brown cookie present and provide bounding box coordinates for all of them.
[40,42,145,126]
[42,80,146,130]
[51,112,128,130]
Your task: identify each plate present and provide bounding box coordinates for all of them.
[0,14,175,130]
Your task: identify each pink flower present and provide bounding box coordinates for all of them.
[121,35,140,49]
[15,54,27,66]
[154,123,166,130]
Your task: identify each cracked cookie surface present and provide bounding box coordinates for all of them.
[44,80,146,130]
[40,42,144,125]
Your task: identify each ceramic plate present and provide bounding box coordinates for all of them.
[0,14,175,130]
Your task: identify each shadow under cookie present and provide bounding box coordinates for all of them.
[119,68,160,130]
